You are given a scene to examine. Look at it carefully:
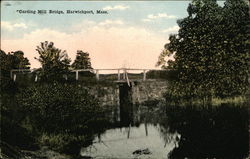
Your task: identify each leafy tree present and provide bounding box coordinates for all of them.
[11,51,30,69]
[0,50,30,72]
[71,50,93,69]
[0,50,30,89]
[35,41,71,81]
[155,47,173,69]
[160,0,249,99]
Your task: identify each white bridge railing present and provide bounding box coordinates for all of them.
[10,68,167,82]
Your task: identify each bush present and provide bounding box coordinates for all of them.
[1,86,37,150]
[38,133,93,155]
[1,115,37,150]
[17,82,108,154]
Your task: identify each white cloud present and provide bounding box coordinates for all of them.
[142,19,152,22]
[99,20,124,26]
[148,13,176,19]
[103,5,129,11]
[69,20,96,32]
[142,13,177,22]
[1,25,168,69]
[1,21,28,31]
[162,26,179,33]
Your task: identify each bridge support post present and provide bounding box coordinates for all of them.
[143,70,146,81]
[13,74,16,81]
[96,70,99,80]
[76,71,79,80]
[118,69,121,80]
[123,69,126,79]
[63,74,68,80]
[10,70,13,79]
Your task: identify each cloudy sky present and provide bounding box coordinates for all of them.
[1,1,191,69]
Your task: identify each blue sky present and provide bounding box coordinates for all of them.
[1,1,192,69]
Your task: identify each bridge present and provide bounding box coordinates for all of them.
[10,68,169,83]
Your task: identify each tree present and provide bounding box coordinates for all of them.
[155,47,173,69]
[71,50,93,69]
[35,41,71,81]
[0,50,30,78]
[160,0,249,99]
[11,51,30,69]
[0,50,30,70]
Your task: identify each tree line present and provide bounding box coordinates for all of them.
[0,41,93,81]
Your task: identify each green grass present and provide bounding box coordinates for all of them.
[211,96,246,105]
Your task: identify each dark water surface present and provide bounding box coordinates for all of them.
[81,103,249,159]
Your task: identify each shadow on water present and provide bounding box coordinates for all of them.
[119,83,134,127]
[166,104,249,159]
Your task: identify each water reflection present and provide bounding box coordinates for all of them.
[81,102,249,159]
[81,124,179,158]
[166,104,249,159]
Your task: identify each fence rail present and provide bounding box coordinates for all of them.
[10,68,170,82]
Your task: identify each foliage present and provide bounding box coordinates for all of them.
[0,50,30,70]
[1,114,37,150]
[72,50,93,69]
[159,0,250,99]
[35,41,71,81]
[0,50,34,150]
[155,48,174,69]
[1,88,37,151]
[166,104,249,159]
[17,82,108,155]
[146,70,178,81]
[0,50,30,78]
[38,133,93,155]
[1,141,28,159]
[18,82,107,134]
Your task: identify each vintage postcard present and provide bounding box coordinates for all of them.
[1,0,249,159]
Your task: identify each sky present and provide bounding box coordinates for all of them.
[1,1,191,69]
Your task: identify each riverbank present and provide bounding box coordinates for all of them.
[1,142,71,159]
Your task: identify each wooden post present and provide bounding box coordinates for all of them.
[126,71,130,87]
[127,124,131,139]
[13,74,16,81]
[96,69,99,80]
[118,69,121,80]
[143,70,146,81]
[10,70,13,79]
[76,71,79,80]
[145,122,148,136]
[123,69,126,79]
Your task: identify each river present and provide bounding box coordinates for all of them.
[80,102,249,159]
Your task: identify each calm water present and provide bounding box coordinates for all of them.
[81,103,249,159]
[81,124,179,158]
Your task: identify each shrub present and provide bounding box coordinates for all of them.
[17,82,108,154]
[38,133,93,155]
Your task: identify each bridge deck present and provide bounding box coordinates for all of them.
[10,68,171,82]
